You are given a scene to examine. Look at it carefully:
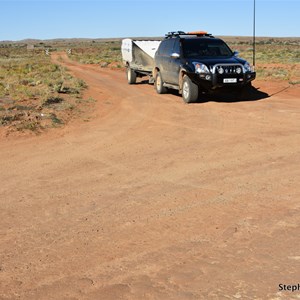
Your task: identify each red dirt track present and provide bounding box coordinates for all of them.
[0,53,300,299]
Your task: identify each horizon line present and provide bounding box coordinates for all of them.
[1,35,300,43]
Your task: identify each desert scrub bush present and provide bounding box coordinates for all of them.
[0,44,88,133]
[289,80,300,85]
[256,67,289,80]
[42,96,64,106]
[75,78,88,89]
[68,40,122,66]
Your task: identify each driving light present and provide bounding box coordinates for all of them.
[244,62,255,72]
[193,62,210,74]
[217,66,224,74]
[236,67,242,74]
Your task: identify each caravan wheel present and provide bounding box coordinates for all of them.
[127,67,137,84]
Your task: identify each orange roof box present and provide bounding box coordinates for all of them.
[187,31,208,35]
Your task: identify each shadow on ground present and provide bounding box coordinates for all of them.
[136,80,270,103]
[197,85,270,103]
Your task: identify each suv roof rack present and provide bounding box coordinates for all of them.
[165,31,186,38]
[165,31,214,39]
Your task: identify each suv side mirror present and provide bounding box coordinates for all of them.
[233,51,239,57]
[170,53,180,59]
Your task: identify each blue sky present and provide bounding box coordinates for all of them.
[1,0,299,41]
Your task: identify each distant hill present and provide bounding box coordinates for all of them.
[1,36,299,45]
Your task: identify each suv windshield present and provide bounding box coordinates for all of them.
[182,38,233,58]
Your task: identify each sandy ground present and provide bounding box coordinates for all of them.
[0,53,300,300]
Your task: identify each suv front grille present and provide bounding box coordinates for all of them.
[214,64,243,75]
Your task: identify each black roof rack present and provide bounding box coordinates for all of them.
[165,31,214,39]
[165,31,186,38]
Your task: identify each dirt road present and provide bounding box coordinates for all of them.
[0,53,299,299]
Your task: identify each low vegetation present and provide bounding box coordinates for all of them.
[225,37,300,82]
[68,40,122,68]
[0,44,88,133]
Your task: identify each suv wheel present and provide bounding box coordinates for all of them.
[127,67,136,84]
[155,71,168,94]
[182,75,198,103]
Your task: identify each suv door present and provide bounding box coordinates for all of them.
[168,38,181,85]
[156,38,175,83]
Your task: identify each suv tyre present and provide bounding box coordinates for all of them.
[155,71,168,94]
[182,75,198,103]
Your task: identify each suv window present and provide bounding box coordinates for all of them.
[158,39,175,57]
[173,39,180,55]
[182,39,233,58]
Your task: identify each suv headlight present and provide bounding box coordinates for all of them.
[193,62,210,74]
[243,62,255,72]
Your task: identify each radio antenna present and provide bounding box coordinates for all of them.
[253,0,256,66]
